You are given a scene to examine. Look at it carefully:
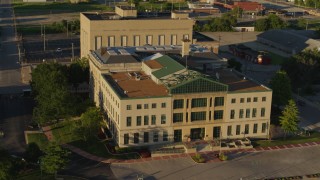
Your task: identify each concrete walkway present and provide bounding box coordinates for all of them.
[41,125,320,165]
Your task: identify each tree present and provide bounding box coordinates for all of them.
[24,143,43,164]
[31,63,73,125]
[73,107,104,141]
[254,18,269,31]
[67,57,89,89]
[0,149,14,180]
[270,70,292,106]
[40,143,70,178]
[279,99,299,139]
[268,14,287,29]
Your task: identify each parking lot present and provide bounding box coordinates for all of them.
[21,33,80,64]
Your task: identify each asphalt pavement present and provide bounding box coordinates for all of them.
[0,0,29,94]
[0,95,34,155]
[111,146,320,180]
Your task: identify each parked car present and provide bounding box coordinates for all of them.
[297,100,306,106]
[0,130,4,138]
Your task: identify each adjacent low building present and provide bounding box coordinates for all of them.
[80,6,194,57]
[89,43,272,147]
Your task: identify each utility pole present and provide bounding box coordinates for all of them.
[67,21,68,37]
[18,43,21,64]
[72,43,74,61]
[43,25,46,52]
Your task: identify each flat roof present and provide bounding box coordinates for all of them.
[217,69,269,92]
[104,71,169,98]
[82,12,177,20]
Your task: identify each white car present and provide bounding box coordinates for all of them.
[56,48,62,53]
[0,130,4,138]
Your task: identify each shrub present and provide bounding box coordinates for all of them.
[192,153,205,163]
[219,153,228,161]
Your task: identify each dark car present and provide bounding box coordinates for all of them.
[297,100,306,106]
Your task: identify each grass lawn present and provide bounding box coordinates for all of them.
[51,120,81,144]
[26,133,49,150]
[254,132,320,147]
[13,1,112,16]
[267,51,289,65]
[51,120,140,159]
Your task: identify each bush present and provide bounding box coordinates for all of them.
[192,153,205,163]
[219,153,228,161]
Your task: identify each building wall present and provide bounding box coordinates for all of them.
[81,14,194,57]
[170,90,272,141]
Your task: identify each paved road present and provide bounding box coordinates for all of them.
[0,95,34,155]
[60,153,117,180]
[111,146,320,180]
[0,0,28,94]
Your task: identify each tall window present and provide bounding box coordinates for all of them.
[146,35,152,45]
[161,114,166,124]
[173,113,183,123]
[151,115,156,125]
[144,132,149,143]
[183,34,189,40]
[253,123,258,134]
[95,36,102,50]
[126,117,132,127]
[136,116,142,126]
[126,105,131,110]
[121,36,127,46]
[108,36,115,47]
[245,124,249,134]
[253,97,258,102]
[230,110,235,119]
[144,115,149,125]
[262,123,267,133]
[144,104,149,109]
[137,104,142,109]
[252,108,257,118]
[236,125,241,135]
[134,133,139,144]
[191,98,207,108]
[227,126,232,136]
[214,97,224,106]
[239,109,244,119]
[247,98,251,103]
[231,98,236,103]
[262,97,266,102]
[159,35,165,45]
[153,132,158,142]
[124,133,129,144]
[173,99,184,109]
[246,109,250,118]
[261,108,266,117]
[134,35,140,46]
[163,131,168,141]
[171,34,177,45]
[214,110,224,120]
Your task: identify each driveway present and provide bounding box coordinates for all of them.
[111,146,320,180]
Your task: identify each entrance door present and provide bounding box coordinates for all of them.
[174,129,182,142]
[213,126,221,138]
[191,128,205,140]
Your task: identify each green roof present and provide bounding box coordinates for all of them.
[152,55,185,79]
[169,77,228,94]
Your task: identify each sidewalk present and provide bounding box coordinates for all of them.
[42,125,320,164]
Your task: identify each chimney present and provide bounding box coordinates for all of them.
[181,38,191,57]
